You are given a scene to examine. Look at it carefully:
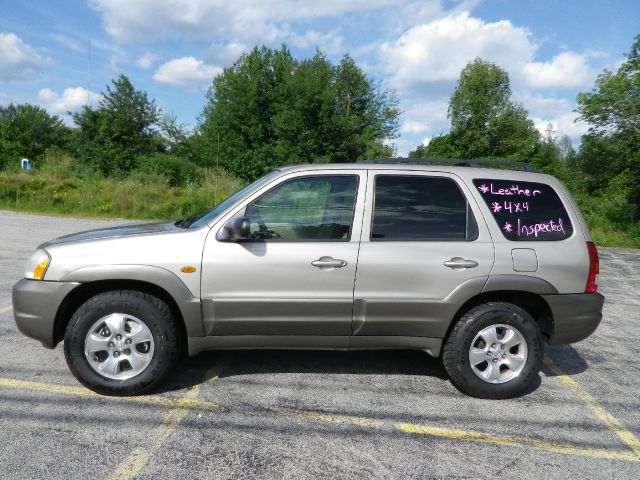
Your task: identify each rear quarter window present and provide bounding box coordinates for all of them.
[473,179,573,241]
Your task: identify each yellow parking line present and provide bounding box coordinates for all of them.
[110,356,231,480]
[0,305,12,314]
[398,422,639,463]
[2,361,639,465]
[270,406,383,428]
[544,356,640,458]
[272,406,639,463]
[0,377,225,412]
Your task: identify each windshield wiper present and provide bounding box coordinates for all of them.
[175,213,201,229]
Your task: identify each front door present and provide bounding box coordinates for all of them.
[201,170,366,340]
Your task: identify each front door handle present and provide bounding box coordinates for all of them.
[311,256,348,269]
[444,257,479,269]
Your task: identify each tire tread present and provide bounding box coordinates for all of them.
[64,289,180,396]
[443,301,543,399]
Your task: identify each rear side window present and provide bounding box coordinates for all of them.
[372,175,477,241]
[473,179,573,241]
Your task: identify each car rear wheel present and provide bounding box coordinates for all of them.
[64,290,181,396]
[442,302,544,399]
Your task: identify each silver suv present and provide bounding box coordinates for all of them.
[12,159,604,399]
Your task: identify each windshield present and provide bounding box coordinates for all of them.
[186,170,281,229]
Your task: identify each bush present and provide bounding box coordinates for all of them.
[38,147,101,179]
[135,153,201,186]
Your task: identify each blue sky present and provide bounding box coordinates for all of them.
[1,0,638,154]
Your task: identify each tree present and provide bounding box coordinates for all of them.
[576,35,640,219]
[198,46,399,180]
[577,36,640,137]
[408,134,459,158]
[447,58,539,159]
[0,103,69,169]
[72,74,161,174]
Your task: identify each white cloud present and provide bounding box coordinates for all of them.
[51,33,86,53]
[515,93,587,140]
[287,29,344,55]
[37,87,102,114]
[380,11,601,99]
[523,52,594,89]
[90,0,396,43]
[205,42,247,67]
[0,92,10,106]
[401,120,430,135]
[400,99,450,133]
[381,12,534,95]
[153,57,222,89]
[402,0,446,25]
[136,51,161,69]
[0,33,48,82]
[517,93,572,118]
[532,112,588,140]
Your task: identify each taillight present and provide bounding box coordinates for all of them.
[585,241,599,293]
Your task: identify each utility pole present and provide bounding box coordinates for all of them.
[87,39,91,105]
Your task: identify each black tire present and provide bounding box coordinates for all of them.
[442,302,544,399]
[64,290,181,396]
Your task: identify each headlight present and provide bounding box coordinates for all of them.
[25,249,51,280]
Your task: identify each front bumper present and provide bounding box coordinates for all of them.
[12,279,80,348]
[543,292,605,344]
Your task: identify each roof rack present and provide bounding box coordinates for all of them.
[360,157,538,173]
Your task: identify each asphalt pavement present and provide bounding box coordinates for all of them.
[0,209,639,479]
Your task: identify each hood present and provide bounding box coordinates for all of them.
[40,221,181,248]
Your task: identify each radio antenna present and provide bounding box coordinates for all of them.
[87,39,91,105]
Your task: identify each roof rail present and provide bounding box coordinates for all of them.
[360,157,538,173]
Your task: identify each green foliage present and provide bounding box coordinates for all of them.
[0,40,638,249]
[407,49,640,248]
[577,35,640,137]
[0,104,69,169]
[576,35,640,220]
[135,153,200,186]
[72,74,162,174]
[0,151,244,220]
[447,58,539,159]
[409,134,459,158]
[198,46,399,180]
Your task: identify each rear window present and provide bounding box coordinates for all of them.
[473,179,573,241]
[372,175,478,241]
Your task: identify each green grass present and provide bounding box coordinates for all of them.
[0,168,244,221]
[587,221,640,249]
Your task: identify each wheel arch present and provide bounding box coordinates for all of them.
[443,290,554,353]
[53,276,202,350]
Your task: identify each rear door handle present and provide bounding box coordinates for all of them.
[444,257,478,269]
[311,256,348,269]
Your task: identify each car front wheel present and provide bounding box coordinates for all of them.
[64,290,181,396]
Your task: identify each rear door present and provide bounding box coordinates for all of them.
[352,170,495,339]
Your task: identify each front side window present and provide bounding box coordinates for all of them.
[473,179,573,241]
[245,175,359,241]
[371,175,476,241]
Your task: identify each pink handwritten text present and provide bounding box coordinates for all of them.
[493,201,529,213]
[478,183,541,197]
[517,218,565,237]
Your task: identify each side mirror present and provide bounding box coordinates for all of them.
[218,216,250,242]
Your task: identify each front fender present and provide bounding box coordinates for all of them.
[61,265,204,337]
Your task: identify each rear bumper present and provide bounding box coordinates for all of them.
[12,279,79,348]
[543,292,605,344]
